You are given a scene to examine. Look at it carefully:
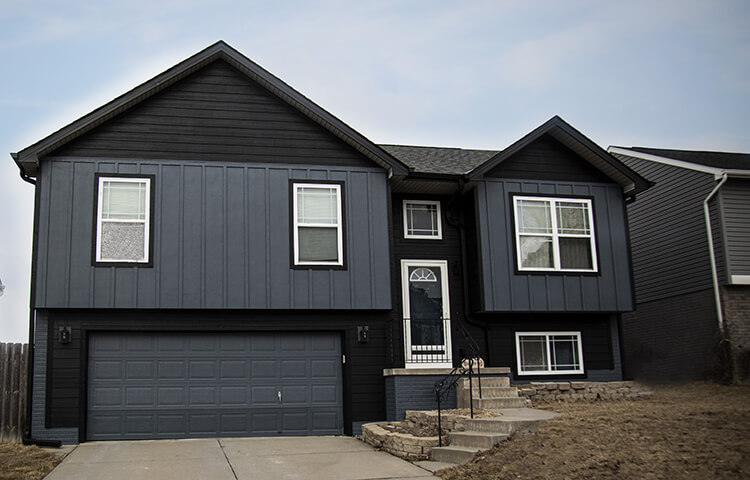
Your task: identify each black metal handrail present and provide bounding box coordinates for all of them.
[455,320,483,400]
[433,357,481,446]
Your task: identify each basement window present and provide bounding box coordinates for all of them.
[515,332,584,375]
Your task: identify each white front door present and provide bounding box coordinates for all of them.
[401,259,452,368]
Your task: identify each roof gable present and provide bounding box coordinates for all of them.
[469,116,650,195]
[483,133,612,183]
[12,41,408,177]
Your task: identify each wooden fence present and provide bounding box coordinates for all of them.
[0,343,28,443]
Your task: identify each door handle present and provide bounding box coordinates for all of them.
[278,391,282,403]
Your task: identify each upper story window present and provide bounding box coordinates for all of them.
[403,200,442,239]
[513,195,597,272]
[94,175,153,265]
[515,332,584,375]
[292,182,344,267]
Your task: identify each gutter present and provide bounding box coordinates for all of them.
[10,153,36,185]
[704,172,728,331]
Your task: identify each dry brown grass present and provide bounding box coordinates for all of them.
[0,443,62,480]
[437,382,750,480]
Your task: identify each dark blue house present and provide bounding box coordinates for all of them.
[12,42,648,443]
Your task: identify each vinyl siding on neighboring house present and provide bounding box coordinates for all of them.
[614,153,726,301]
[475,179,633,312]
[721,179,750,278]
[35,158,390,310]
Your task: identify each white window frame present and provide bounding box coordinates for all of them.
[403,200,442,239]
[292,182,344,266]
[513,195,598,272]
[400,259,452,368]
[515,331,584,376]
[95,176,151,264]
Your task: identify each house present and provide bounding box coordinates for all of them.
[11,41,648,444]
[608,147,750,383]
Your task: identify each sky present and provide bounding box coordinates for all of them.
[1,0,749,342]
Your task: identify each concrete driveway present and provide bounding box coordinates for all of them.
[44,436,437,480]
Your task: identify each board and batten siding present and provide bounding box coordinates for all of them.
[721,179,750,278]
[34,158,390,309]
[614,153,727,302]
[475,179,633,312]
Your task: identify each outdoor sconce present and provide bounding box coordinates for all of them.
[58,326,72,344]
[357,326,369,343]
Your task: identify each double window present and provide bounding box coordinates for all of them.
[515,332,584,375]
[403,200,442,239]
[94,175,153,265]
[292,182,344,267]
[513,195,597,272]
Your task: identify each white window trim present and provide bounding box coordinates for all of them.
[513,195,598,272]
[292,182,344,266]
[95,176,151,264]
[400,259,452,368]
[403,200,442,239]
[515,331,584,376]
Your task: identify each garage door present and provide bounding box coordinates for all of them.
[87,332,343,440]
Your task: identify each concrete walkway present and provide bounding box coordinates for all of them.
[44,436,436,480]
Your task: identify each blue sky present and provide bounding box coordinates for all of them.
[1,0,749,342]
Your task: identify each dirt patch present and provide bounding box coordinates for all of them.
[437,382,750,480]
[0,443,62,480]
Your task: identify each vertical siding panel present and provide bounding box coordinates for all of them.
[225,166,247,308]
[136,163,159,307]
[35,163,50,307]
[181,166,203,308]
[331,170,352,309]
[68,162,94,307]
[547,275,565,310]
[268,168,290,308]
[159,165,181,307]
[114,268,135,307]
[204,166,224,308]
[349,171,371,309]
[372,173,391,308]
[46,162,74,307]
[247,167,267,307]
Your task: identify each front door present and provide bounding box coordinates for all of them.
[400,260,452,367]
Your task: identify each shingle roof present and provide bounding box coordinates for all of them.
[378,144,499,175]
[629,147,750,170]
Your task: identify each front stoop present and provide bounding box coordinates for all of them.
[430,409,559,464]
[432,376,559,465]
[457,376,532,410]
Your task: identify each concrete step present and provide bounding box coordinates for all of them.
[467,386,520,398]
[431,445,482,464]
[460,376,510,388]
[473,397,529,409]
[449,431,508,448]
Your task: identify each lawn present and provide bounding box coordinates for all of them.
[437,382,750,480]
[0,443,61,480]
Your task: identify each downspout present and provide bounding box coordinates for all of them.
[445,178,491,360]
[12,154,58,446]
[704,172,728,331]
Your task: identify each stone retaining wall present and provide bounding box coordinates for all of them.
[360,411,466,460]
[518,381,652,403]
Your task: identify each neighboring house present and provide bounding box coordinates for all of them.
[11,41,648,444]
[609,147,750,383]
